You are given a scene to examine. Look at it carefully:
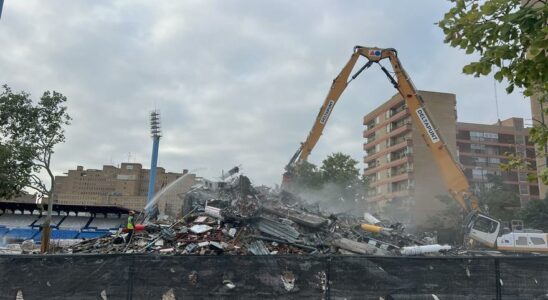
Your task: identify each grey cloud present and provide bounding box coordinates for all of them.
[0,0,532,187]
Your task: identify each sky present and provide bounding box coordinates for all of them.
[0,0,533,187]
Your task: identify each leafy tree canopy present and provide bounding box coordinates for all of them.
[520,194,548,231]
[476,174,521,222]
[438,0,547,96]
[0,84,71,198]
[291,152,370,214]
[439,0,548,184]
[320,152,361,186]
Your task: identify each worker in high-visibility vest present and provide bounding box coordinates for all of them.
[126,210,135,244]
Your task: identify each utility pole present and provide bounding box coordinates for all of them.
[147,111,161,210]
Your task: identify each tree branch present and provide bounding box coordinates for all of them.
[26,185,47,195]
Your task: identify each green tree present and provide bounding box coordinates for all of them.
[0,85,71,198]
[291,152,370,214]
[292,161,323,190]
[439,0,548,183]
[438,0,546,96]
[0,85,71,252]
[426,195,463,243]
[0,86,36,198]
[320,152,360,186]
[520,195,548,231]
[320,152,367,210]
[476,174,521,222]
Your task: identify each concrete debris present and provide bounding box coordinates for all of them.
[248,240,270,255]
[263,203,328,228]
[61,174,467,257]
[194,216,208,223]
[189,224,213,234]
[363,212,381,225]
[204,203,223,220]
[253,217,301,243]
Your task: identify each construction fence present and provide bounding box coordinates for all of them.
[0,254,547,299]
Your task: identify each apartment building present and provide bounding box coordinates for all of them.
[363,91,458,228]
[530,96,547,198]
[457,118,539,207]
[53,163,195,213]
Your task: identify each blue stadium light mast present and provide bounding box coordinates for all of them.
[147,110,161,206]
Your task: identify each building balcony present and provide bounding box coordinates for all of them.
[370,172,411,188]
[364,139,411,163]
[363,156,411,177]
[389,104,407,116]
[366,189,413,203]
[363,124,412,150]
[364,135,377,144]
[363,109,409,137]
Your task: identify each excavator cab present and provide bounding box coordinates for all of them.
[464,212,501,248]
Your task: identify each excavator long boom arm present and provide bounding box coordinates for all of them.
[285,46,478,212]
[285,52,362,169]
[373,47,477,212]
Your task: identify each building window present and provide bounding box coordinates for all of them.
[470,131,498,142]
[471,144,485,153]
[486,146,499,155]
[472,168,488,180]
[488,157,500,165]
[126,165,133,170]
[474,157,487,166]
[472,217,498,233]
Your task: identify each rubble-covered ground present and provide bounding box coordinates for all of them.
[63,174,469,257]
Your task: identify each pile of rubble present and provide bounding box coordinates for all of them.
[65,174,456,256]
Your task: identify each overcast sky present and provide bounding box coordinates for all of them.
[0,0,533,187]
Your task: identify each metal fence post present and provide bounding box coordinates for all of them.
[127,255,135,300]
[326,256,331,300]
[495,258,501,300]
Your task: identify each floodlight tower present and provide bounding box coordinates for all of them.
[147,110,161,205]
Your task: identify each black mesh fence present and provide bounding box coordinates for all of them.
[0,254,547,299]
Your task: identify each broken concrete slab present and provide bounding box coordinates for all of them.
[262,203,328,228]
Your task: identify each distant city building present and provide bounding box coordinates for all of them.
[363,91,458,228]
[457,117,539,207]
[53,163,195,213]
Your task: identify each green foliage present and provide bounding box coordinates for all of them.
[520,195,548,231]
[438,0,547,96]
[292,161,323,189]
[292,152,370,213]
[320,152,360,186]
[428,195,463,228]
[439,0,548,185]
[428,175,521,229]
[476,174,521,222]
[0,84,71,198]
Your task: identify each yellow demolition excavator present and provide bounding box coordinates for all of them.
[282,46,548,253]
